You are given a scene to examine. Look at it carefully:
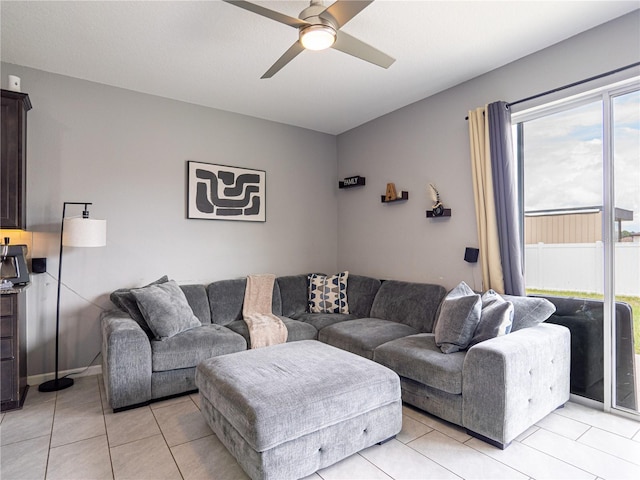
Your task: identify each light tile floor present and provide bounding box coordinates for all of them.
[1,374,640,480]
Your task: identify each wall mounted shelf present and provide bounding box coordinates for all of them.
[339,176,366,189]
[426,209,452,218]
[381,191,409,203]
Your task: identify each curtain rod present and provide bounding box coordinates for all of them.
[464,61,640,120]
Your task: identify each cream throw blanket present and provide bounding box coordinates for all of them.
[243,274,288,349]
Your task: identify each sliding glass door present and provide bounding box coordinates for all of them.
[514,79,640,416]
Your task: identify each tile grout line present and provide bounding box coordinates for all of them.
[404,431,464,479]
[149,397,189,479]
[534,420,591,442]
[554,406,640,439]
[574,425,591,442]
[464,434,599,480]
[98,376,116,480]
[402,414,472,445]
[42,390,59,480]
[574,426,640,467]
[462,437,533,480]
[167,397,200,480]
[521,428,632,478]
[516,435,600,480]
[354,451,394,479]
[168,433,216,450]
[547,409,599,431]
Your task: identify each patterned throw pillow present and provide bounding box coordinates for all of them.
[308,272,349,314]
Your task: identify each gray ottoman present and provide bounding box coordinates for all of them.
[195,340,401,480]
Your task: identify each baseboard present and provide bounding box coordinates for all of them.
[28,365,103,387]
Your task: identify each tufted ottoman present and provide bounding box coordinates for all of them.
[195,340,401,480]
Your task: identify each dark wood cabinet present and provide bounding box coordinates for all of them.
[1,90,31,229]
[0,291,28,411]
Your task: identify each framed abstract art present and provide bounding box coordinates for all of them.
[187,161,266,222]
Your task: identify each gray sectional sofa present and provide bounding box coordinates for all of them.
[101,273,570,448]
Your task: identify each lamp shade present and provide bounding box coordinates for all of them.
[62,217,107,247]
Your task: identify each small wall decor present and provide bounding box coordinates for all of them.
[338,175,366,189]
[385,182,397,201]
[426,183,451,217]
[187,161,266,222]
[381,183,409,203]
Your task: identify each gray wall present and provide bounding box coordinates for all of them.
[336,10,640,290]
[1,64,338,376]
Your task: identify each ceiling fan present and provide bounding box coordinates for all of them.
[223,0,395,78]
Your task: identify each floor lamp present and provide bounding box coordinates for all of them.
[39,202,107,392]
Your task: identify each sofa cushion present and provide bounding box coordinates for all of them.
[319,318,418,359]
[179,284,211,324]
[374,333,465,394]
[277,274,310,318]
[151,324,247,371]
[370,280,447,332]
[208,278,282,326]
[131,280,201,340]
[110,275,169,336]
[226,317,317,347]
[502,294,556,331]
[308,272,349,313]
[296,312,357,331]
[346,275,382,317]
[434,281,481,354]
[468,290,513,348]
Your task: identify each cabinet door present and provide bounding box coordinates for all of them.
[1,92,29,229]
[0,359,17,403]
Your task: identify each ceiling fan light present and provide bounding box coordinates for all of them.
[300,25,336,51]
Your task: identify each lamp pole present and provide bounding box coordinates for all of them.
[39,202,93,392]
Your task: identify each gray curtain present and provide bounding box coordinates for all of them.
[487,101,525,296]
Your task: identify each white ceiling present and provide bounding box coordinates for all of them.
[1,1,638,134]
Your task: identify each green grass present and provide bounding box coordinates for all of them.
[526,288,640,355]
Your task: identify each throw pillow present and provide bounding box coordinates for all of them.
[308,272,349,314]
[468,290,514,348]
[501,294,556,331]
[131,280,201,340]
[434,281,481,353]
[110,275,169,335]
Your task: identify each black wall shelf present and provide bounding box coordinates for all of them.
[426,209,452,218]
[381,191,409,203]
[339,176,366,189]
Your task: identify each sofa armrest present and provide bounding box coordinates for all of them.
[101,309,152,411]
[462,323,570,447]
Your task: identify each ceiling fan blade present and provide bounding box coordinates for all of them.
[332,31,395,69]
[223,0,309,28]
[261,41,305,79]
[321,0,374,29]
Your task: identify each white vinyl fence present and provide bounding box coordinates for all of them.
[525,242,640,296]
